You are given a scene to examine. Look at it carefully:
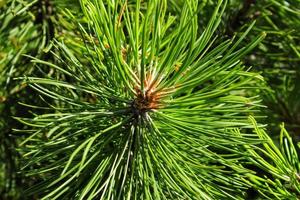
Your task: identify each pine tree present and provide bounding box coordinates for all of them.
[0,0,299,199]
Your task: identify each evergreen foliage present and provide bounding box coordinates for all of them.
[0,0,299,199]
[241,0,300,136]
[235,116,300,199]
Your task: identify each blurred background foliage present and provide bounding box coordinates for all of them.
[0,0,82,199]
[0,0,299,199]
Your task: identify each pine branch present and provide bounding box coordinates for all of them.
[15,0,268,199]
[234,116,300,199]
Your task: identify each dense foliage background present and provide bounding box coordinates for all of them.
[0,0,299,199]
